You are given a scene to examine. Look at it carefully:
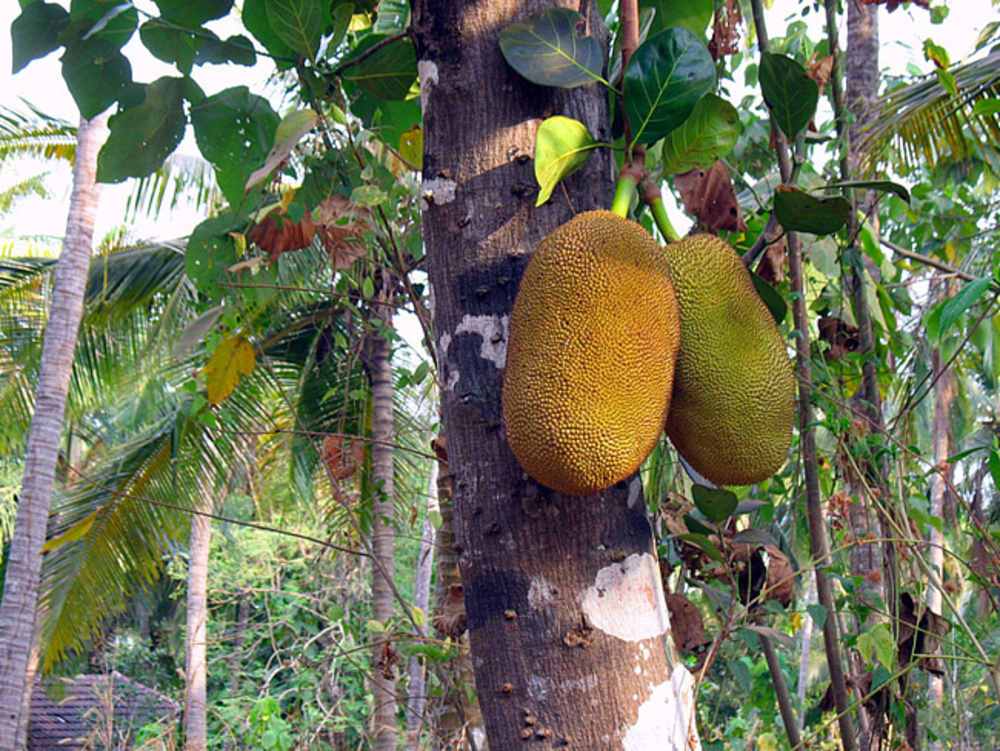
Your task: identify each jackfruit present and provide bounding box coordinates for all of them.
[503,210,682,496]
[662,234,795,486]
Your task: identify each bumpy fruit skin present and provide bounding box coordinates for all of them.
[502,210,682,496]
[662,234,795,486]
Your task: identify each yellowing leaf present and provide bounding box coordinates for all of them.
[533,116,598,206]
[245,108,319,193]
[399,126,423,170]
[205,334,255,405]
[42,510,98,553]
[790,610,804,634]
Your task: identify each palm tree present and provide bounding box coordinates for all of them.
[0,110,108,748]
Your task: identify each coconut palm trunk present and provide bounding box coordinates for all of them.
[0,112,109,750]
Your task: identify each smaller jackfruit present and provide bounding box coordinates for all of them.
[662,235,795,486]
[503,210,681,496]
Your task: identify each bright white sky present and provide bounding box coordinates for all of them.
[0,0,997,248]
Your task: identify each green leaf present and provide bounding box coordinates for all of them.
[12,1,70,74]
[759,52,818,140]
[988,449,1000,491]
[858,623,895,671]
[938,277,993,336]
[972,98,1000,117]
[773,186,849,236]
[691,484,739,523]
[533,116,598,206]
[190,86,280,206]
[266,0,325,59]
[153,0,233,28]
[139,18,216,75]
[194,35,257,67]
[68,0,138,50]
[340,34,418,101]
[624,26,715,145]
[245,108,319,192]
[807,603,827,629]
[676,533,724,562]
[643,0,713,37]
[498,7,604,89]
[97,76,187,183]
[727,659,751,693]
[185,211,246,300]
[243,0,294,67]
[61,37,133,118]
[659,93,739,175]
[751,271,788,325]
[821,180,910,204]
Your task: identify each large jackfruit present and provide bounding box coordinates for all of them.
[662,234,795,486]
[503,210,682,496]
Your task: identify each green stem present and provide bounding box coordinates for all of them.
[611,173,639,217]
[647,192,680,243]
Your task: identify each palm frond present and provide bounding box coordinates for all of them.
[0,102,76,164]
[124,152,224,224]
[0,173,52,214]
[860,50,1000,176]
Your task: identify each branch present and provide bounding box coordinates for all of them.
[881,237,975,281]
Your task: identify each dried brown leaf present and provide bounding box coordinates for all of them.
[248,210,317,262]
[807,55,835,96]
[666,594,710,655]
[755,235,787,284]
[818,316,860,360]
[709,0,743,60]
[434,584,468,639]
[675,161,747,233]
[313,194,374,270]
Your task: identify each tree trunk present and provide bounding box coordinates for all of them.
[928,274,957,713]
[185,491,213,751]
[405,461,438,750]
[0,112,108,751]
[365,314,398,751]
[411,3,697,749]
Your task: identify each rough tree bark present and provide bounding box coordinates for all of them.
[364,310,398,751]
[0,112,109,751]
[411,2,698,748]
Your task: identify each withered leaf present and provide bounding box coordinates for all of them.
[433,584,468,639]
[675,161,747,233]
[322,435,366,481]
[666,594,710,655]
[763,545,795,607]
[818,316,860,359]
[755,235,787,284]
[313,194,374,270]
[807,55,835,96]
[248,210,317,262]
[709,0,743,60]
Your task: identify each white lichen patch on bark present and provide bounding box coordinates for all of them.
[528,576,556,609]
[417,59,439,96]
[528,674,555,702]
[627,477,643,508]
[581,553,670,642]
[622,668,701,751]
[455,314,508,368]
[421,177,457,208]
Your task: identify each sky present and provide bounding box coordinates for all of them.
[1,0,997,250]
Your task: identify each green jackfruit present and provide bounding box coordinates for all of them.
[503,210,682,496]
[662,234,795,486]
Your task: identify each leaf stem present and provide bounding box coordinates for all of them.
[642,180,680,242]
[611,172,638,217]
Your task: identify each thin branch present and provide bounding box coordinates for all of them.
[881,237,976,281]
[331,31,412,77]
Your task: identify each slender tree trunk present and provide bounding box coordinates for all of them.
[366,313,398,751]
[185,491,213,751]
[0,112,108,751]
[411,3,697,748]
[928,275,957,713]
[405,461,438,750]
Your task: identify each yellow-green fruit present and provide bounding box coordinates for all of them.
[662,234,795,486]
[502,210,682,496]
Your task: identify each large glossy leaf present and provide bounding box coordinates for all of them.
[821,179,911,204]
[624,26,715,144]
[533,116,598,206]
[11,1,70,73]
[190,86,280,206]
[139,18,217,75]
[938,278,993,337]
[773,185,849,236]
[194,35,257,67]
[266,0,325,59]
[692,484,739,523]
[67,0,138,50]
[759,52,818,140]
[242,0,295,67]
[499,7,604,89]
[643,0,713,37]
[97,77,187,183]
[340,34,418,101]
[659,93,739,174]
[152,0,233,28]
[60,37,133,119]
